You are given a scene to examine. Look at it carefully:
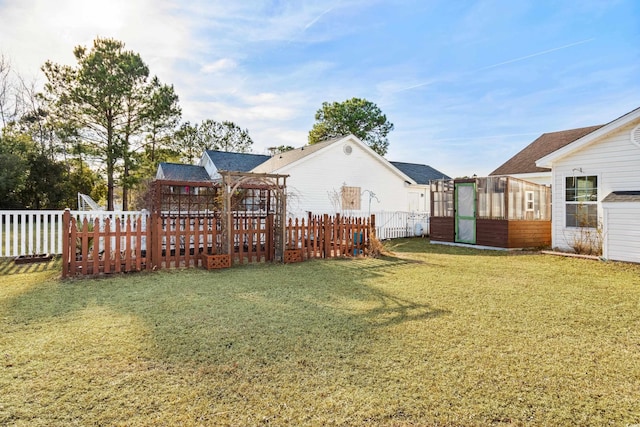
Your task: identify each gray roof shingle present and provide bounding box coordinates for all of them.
[389,161,451,184]
[205,150,270,172]
[158,163,210,181]
[602,191,640,203]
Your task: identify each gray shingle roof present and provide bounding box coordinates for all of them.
[205,150,270,172]
[602,191,640,203]
[390,161,451,184]
[158,163,210,181]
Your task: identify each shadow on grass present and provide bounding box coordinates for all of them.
[1,257,448,366]
[0,256,61,276]
[361,287,448,327]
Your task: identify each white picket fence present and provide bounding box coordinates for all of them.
[0,209,429,258]
[372,211,430,240]
[0,210,146,257]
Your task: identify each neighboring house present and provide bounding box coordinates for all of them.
[390,161,450,212]
[250,135,450,217]
[156,162,211,182]
[156,135,450,218]
[535,107,640,263]
[490,125,604,185]
[200,150,270,179]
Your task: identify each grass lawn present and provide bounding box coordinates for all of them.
[1,239,639,426]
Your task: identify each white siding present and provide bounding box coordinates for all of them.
[274,138,417,217]
[550,121,640,258]
[507,172,552,186]
[200,154,220,179]
[603,203,640,263]
[407,185,430,213]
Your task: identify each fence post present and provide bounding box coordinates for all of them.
[145,212,153,271]
[322,214,330,258]
[150,212,160,271]
[61,209,70,278]
[370,214,376,240]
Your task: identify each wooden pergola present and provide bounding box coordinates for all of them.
[218,171,288,262]
[149,171,289,262]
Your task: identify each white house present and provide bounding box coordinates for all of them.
[250,135,448,217]
[156,135,450,221]
[536,107,640,263]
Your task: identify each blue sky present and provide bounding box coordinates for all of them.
[0,0,638,177]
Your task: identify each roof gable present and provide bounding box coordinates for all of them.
[250,136,345,173]
[158,163,210,181]
[490,125,603,176]
[251,134,417,184]
[205,150,270,172]
[390,161,450,184]
[536,106,640,168]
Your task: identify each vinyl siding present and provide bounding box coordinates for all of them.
[271,139,421,217]
[550,121,640,260]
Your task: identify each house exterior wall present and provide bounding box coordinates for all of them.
[407,185,430,212]
[549,122,640,255]
[272,138,421,217]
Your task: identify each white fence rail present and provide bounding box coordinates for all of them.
[372,211,430,240]
[0,210,146,257]
[1,209,429,257]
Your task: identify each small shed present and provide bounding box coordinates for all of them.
[602,191,640,263]
[430,176,551,248]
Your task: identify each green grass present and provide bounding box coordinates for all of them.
[1,239,640,426]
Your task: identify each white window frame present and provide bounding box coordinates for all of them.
[525,191,534,212]
[564,175,598,228]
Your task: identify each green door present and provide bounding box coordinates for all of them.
[455,182,476,244]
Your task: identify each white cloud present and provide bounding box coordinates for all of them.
[200,58,237,74]
[1,0,638,179]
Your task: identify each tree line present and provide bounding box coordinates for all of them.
[0,37,393,211]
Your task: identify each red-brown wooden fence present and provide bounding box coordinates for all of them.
[61,212,152,277]
[284,214,374,261]
[153,213,224,269]
[62,209,374,277]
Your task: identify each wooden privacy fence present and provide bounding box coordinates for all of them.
[62,210,374,277]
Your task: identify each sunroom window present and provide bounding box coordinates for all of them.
[565,176,597,227]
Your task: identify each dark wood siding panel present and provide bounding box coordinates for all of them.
[476,219,508,247]
[430,217,454,242]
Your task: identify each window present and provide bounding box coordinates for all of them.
[525,191,534,212]
[565,176,598,227]
[341,186,361,210]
